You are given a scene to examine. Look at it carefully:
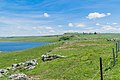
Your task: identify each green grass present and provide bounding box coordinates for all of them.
[0,33,120,80]
[0,36,60,42]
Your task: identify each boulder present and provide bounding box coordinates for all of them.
[0,69,8,75]
[41,54,67,61]
[25,65,36,70]
[9,73,39,80]
[6,67,12,70]
[25,59,37,66]
[107,38,119,41]
[24,59,37,70]
[0,73,3,78]
[9,73,27,80]
[11,59,38,70]
[12,64,20,68]
[12,64,21,70]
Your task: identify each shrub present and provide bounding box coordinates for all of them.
[59,36,70,41]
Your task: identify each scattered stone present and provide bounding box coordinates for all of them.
[9,73,39,80]
[0,69,8,75]
[12,64,21,71]
[6,67,12,70]
[25,65,36,70]
[11,59,38,71]
[53,54,67,58]
[25,60,37,66]
[41,54,67,61]
[107,38,119,41]
[24,59,37,70]
[41,54,48,61]
[0,58,39,79]
[12,64,20,68]
[9,73,27,80]
[25,60,36,70]
[0,73,3,78]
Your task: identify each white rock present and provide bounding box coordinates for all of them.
[9,73,27,79]
[0,73,3,78]
[6,67,12,70]
[0,69,8,75]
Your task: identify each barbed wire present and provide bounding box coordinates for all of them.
[91,52,112,80]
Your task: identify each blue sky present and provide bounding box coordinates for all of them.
[0,0,120,36]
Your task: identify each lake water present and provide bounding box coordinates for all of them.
[0,42,51,52]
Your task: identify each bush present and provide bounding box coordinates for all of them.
[59,36,70,41]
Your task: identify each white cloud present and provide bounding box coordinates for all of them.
[101,25,114,30]
[31,26,56,35]
[45,27,53,30]
[49,30,55,33]
[32,26,53,30]
[96,23,100,26]
[64,30,79,33]
[32,27,37,29]
[100,25,120,33]
[43,13,50,17]
[58,25,62,28]
[17,26,21,29]
[76,23,85,27]
[86,12,111,19]
[68,23,74,27]
[113,23,117,25]
[107,13,111,16]
[68,22,86,28]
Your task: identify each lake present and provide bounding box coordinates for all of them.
[0,42,51,52]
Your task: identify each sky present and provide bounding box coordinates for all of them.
[0,0,120,36]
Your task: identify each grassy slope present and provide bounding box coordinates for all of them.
[0,34,120,80]
[0,36,59,42]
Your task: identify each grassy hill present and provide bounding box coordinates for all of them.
[0,36,60,42]
[0,33,120,80]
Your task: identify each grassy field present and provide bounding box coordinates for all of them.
[0,36,60,42]
[0,33,120,80]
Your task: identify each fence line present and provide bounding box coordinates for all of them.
[91,51,112,80]
[99,41,120,79]
[91,40,120,80]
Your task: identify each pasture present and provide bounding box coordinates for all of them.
[0,33,120,80]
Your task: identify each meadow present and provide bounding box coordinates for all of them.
[0,33,120,80]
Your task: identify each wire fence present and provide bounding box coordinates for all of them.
[91,50,112,80]
[91,40,120,80]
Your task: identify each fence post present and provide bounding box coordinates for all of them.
[118,41,120,51]
[116,43,118,58]
[112,48,116,66]
[100,57,103,80]
[118,41,119,51]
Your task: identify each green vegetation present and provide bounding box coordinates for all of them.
[0,36,60,42]
[0,33,120,80]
